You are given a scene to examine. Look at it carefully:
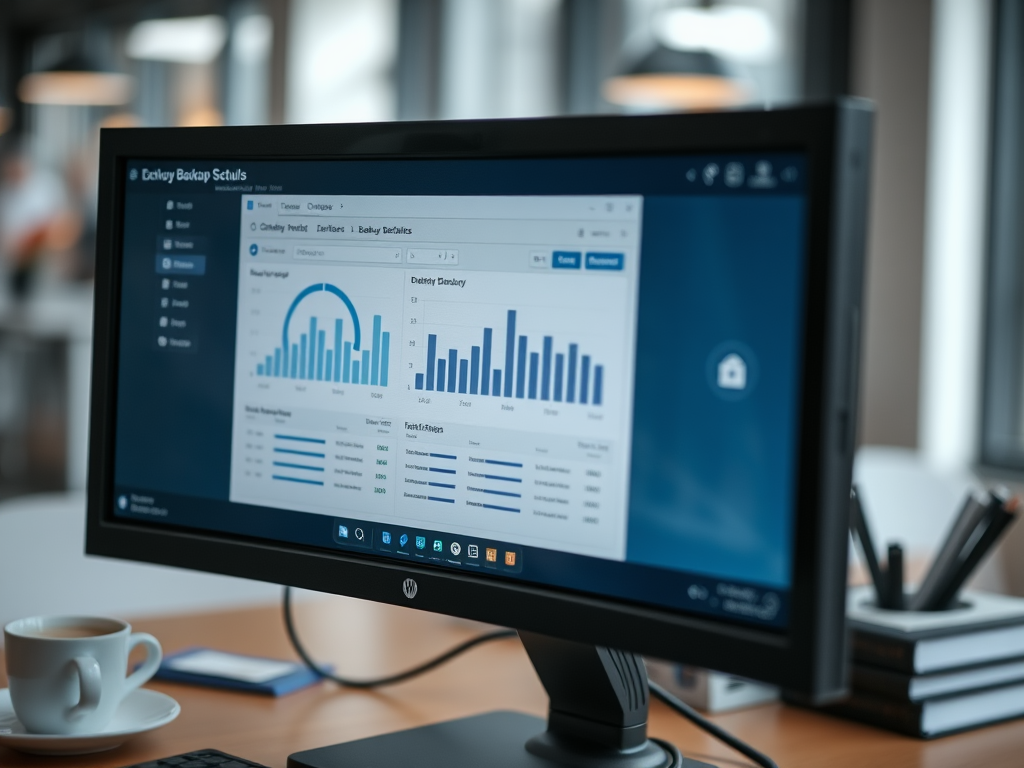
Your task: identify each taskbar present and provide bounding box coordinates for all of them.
[110,487,789,630]
[328,515,523,573]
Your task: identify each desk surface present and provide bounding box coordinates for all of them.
[2,596,1022,768]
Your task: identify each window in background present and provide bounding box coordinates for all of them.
[982,0,1024,471]
[285,0,398,124]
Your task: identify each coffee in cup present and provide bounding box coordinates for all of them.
[4,616,162,735]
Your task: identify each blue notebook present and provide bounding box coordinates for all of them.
[152,647,328,696]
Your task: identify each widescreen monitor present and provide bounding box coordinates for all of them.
[87,101,872,767]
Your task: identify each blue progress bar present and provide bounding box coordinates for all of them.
[482,488,521,498]
[274,448,325,458]
[429,453,457,460]
[273,461,324,471]
[272,475,324,486]
[483,503,519,513]
[428,482,456,488]
[429,467,456,474]
[428,496,455,504]
[274,434,326,444]
[485,459,523,467]
[483,474,521,482]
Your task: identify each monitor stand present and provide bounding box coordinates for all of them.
[288,630,716,768]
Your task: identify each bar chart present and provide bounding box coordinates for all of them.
[413,309,604,406]
[255,282,392,386]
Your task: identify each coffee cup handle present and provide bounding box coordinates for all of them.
[123,633,163,694]
[69,656,102,720]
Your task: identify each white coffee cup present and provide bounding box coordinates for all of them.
[3,616,162,735]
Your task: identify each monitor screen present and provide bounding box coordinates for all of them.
[112,153,807,632]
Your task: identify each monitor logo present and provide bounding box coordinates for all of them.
[402,578,418,599]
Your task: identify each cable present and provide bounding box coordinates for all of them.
[649,680,779,768]
[284,587,778,767]
[282,586,517,689]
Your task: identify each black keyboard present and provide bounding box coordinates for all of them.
[121,748,269,768]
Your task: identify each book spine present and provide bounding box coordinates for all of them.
[826,694,924,737]
[850,665,913,700]
[851,630,917,674]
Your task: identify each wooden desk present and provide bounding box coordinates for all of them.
[2,596,1022,768]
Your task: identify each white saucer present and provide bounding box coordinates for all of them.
[0,688,180,755]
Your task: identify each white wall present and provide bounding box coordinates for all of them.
[0,493,279,633]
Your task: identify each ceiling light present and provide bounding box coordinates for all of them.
[604,48,750,111]
[656,6,778,63]
[126,15,228,64]
[18,54,133,106]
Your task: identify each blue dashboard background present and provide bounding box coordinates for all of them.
[113,154,806,624]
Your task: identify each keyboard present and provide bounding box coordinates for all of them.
[121,748,268,768]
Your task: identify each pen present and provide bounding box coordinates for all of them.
[886,543,904,611]
[850,486,887,607]
[910,493,988,611]
[930,491,1018,611]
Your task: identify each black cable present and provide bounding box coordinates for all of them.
[649,680,779,768]
[282,586,517,689]
[283,587,778,767]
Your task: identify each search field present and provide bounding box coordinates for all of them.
[407,248,459,265]
[292,245,402,264]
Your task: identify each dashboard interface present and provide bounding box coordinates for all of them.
[114,154,807,630]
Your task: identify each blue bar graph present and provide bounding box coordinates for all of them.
[411,308,606,406]
[481,328,492,395]
[504,310,516,397]
[580,355,590,405]
[566,344,578,403]
[316,329,325,380]
[516,336,527,398]
[426,334,436,391]
[253,282,391,387]
[333,320,342,382]
[308,317,317,380]
[470,346,480,395]
[370,315,381,386]
[554,353,564,403]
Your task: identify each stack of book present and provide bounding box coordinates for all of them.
[828,586,1024,737]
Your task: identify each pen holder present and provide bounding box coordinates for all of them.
[850,486,1018,614]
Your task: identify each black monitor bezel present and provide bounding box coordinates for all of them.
[86,102,872,701]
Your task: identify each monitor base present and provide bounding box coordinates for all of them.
[287,711,714,768]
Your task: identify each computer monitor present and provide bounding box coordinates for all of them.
[86,101,872,768]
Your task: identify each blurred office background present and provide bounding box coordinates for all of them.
[1,0,1022,621]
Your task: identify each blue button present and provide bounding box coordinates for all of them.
[155,254,206,275]
[552,251,581,269]
[249,243,258,256]
[585,252,624,270]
